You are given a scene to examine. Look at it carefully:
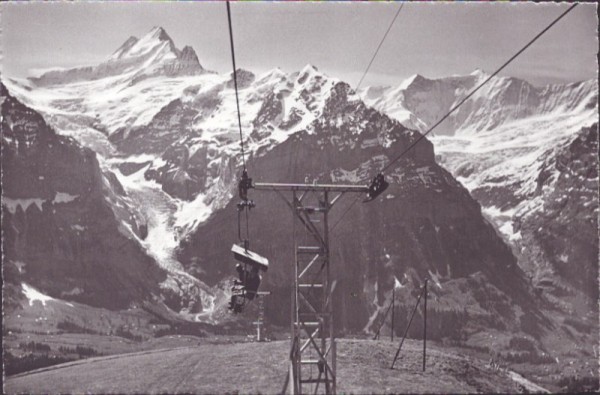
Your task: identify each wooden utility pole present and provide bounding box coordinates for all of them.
[391,287,395,342]
[390,281,426,369]
[253,291,271,341]
[423,279,428,372]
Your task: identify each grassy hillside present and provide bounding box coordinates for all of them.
[5,338,529,394]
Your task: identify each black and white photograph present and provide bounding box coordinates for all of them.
[1,1,598,393]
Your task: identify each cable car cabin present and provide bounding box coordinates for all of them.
[231,244,269,272]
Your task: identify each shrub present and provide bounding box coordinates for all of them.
[153,322,208,338]
[56,321,98,335]
[58,345,99,357]
[115,326,143,342]
[500,351,555,365]
[563,317,592,334]
[508,336,536,353]
[4,352,74,376]
[19,341,51,352]
[557,376,599,393]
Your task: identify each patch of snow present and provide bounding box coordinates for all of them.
[13,261,26,274]
[22,283,54,307]
[63,287,84,296]
[53,192,79,204]
[508,371,550,393]
[427,270,443,289]
[360,137,379,149]
[509,230,522,241]
[394,276,404,289]
[2,198,45,214]
[498,222,515,239]
[173,193,213,230]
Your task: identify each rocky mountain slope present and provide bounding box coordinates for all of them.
[175,80,539,338]
[514,123,598,299]
[1,83,166,310]
[362,72,599,301]
[1,27,571,344]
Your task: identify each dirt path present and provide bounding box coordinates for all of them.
[5,339,523,394]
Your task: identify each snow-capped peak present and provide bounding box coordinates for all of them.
[399,73,426,90]
[149,26,171,40]
[296,64,321,82]
[468,68,493,83]
[470,68,488,77]
[301,63,319,74]
[111,36,140,60]
[112,26,177,61]
[30,27,204,86]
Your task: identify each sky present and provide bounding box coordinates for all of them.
[1,1,597,88]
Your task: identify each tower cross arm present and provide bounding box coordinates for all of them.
[253,182,369,193]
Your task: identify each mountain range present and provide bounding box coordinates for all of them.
[2,27,597,356]
[361,71,598,301]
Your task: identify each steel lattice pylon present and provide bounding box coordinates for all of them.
[253,183,369,395]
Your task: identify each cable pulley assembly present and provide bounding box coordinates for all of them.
[364,173,389,202]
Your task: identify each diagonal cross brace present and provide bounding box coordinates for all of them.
[300,321,336,380]
[274,190,325,247]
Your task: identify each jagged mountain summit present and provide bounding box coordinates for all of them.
[30,26,205,87]
[361,69,596,135]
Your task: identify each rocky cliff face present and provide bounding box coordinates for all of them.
[514,124,598,300]
[1,83,167,310]
[177,81,538,337]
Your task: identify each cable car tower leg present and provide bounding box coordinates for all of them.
[324,191,336,395]
[292,190,300,394]
[253,182,381,394]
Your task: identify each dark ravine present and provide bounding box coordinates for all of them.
[1,83,167,310]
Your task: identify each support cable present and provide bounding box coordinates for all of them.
[226,1,246,170]
[331,195,360,231]
[355,3,404,92]
[331,3,404,231]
